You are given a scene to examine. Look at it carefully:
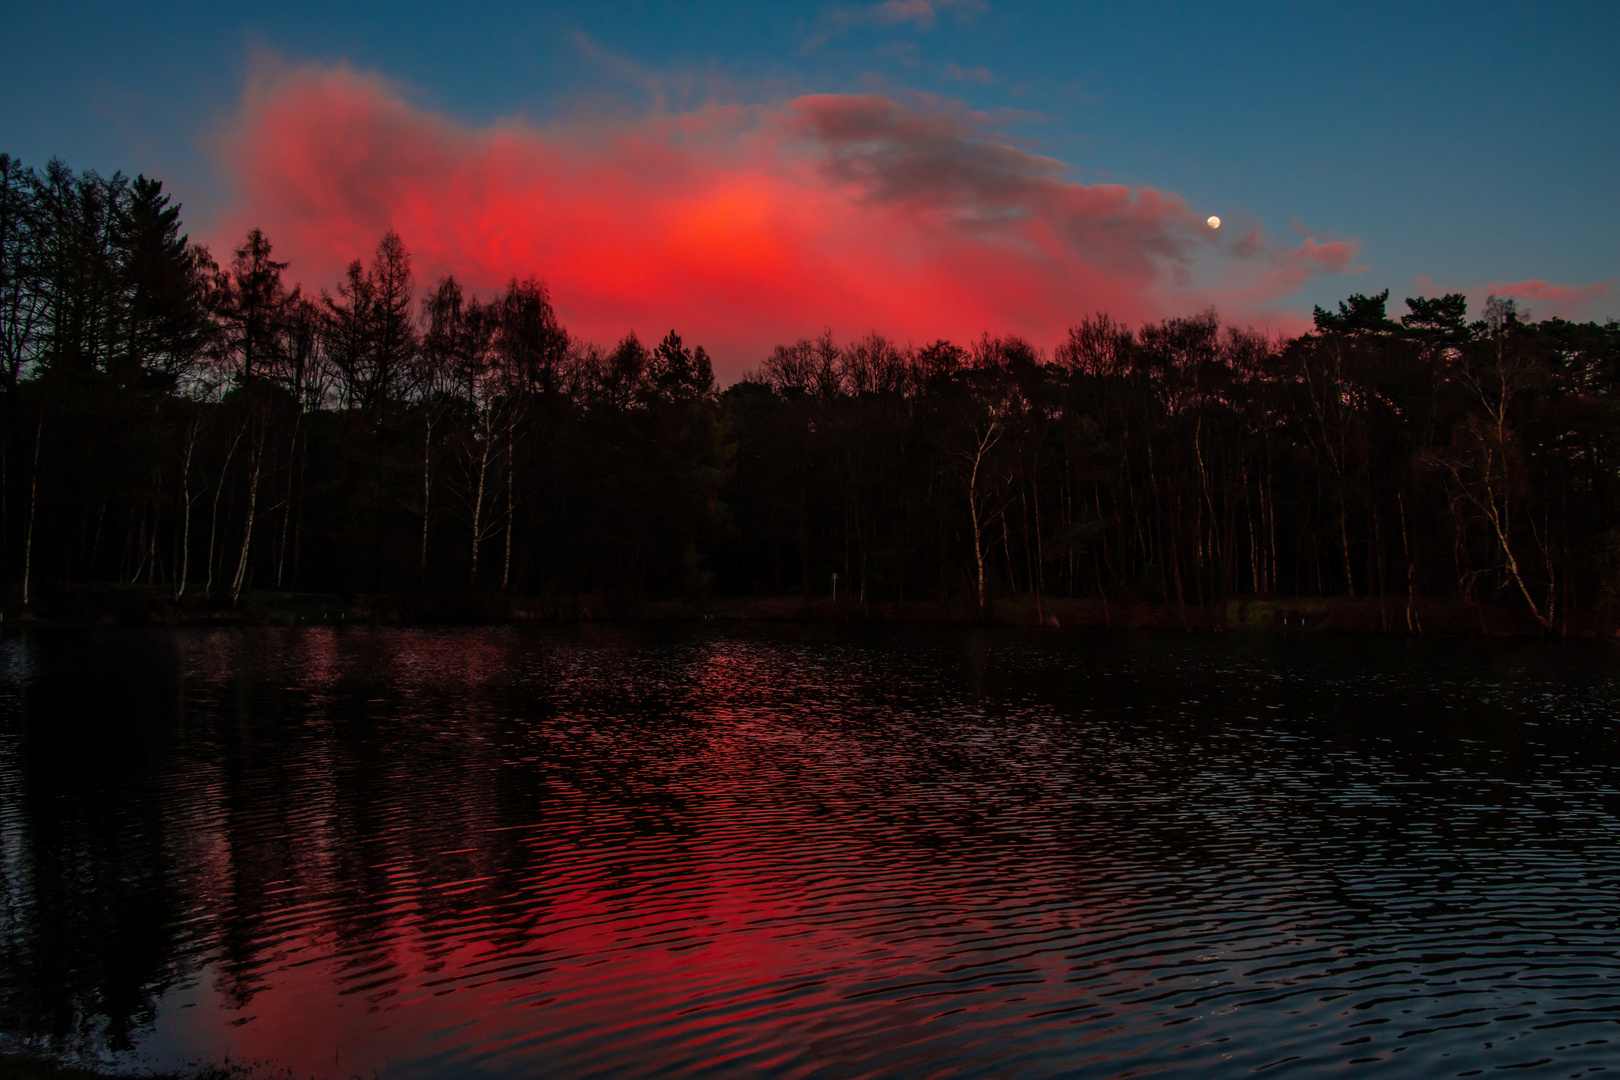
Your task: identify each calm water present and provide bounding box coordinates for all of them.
[1,625,1619,1078]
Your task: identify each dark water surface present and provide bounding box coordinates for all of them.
[1,625,1619,1078]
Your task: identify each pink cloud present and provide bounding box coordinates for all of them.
[831,0,985,30]
[1165,226,1361,332]
[1284,237,1360,273]
[1486,279,1611,305]
[802,0,986,50]
[1409,276,1615,324]
[208,64,1351,378]
[942,62,995,84]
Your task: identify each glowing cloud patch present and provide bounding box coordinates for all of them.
[211,64,1350,376]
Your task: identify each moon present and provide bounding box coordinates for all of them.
[1207,215,1221,229]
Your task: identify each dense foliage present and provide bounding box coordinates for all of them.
[2,156,1617,631]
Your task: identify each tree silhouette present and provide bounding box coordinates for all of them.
[0,150,1616,634]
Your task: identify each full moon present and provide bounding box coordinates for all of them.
[1207,215,1221,229]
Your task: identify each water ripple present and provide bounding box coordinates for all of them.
[0,626,1617,1077]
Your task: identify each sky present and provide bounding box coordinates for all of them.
[3,1,1615,377]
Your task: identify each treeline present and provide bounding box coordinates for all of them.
[2,155,1618,633]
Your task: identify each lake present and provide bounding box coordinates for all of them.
[1,624,1618,1078]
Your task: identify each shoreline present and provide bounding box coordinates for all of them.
[0,583,1579,637]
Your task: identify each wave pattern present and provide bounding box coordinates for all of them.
[1,626,1618,1078]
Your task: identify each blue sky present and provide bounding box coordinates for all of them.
[5,0,1615,335]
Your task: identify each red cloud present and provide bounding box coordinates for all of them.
[210,64,1348,377]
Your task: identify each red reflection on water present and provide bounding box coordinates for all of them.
[148,832,1113,1078]
[119,634,1133,1078]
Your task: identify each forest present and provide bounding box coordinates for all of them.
[1,155,1618,634]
